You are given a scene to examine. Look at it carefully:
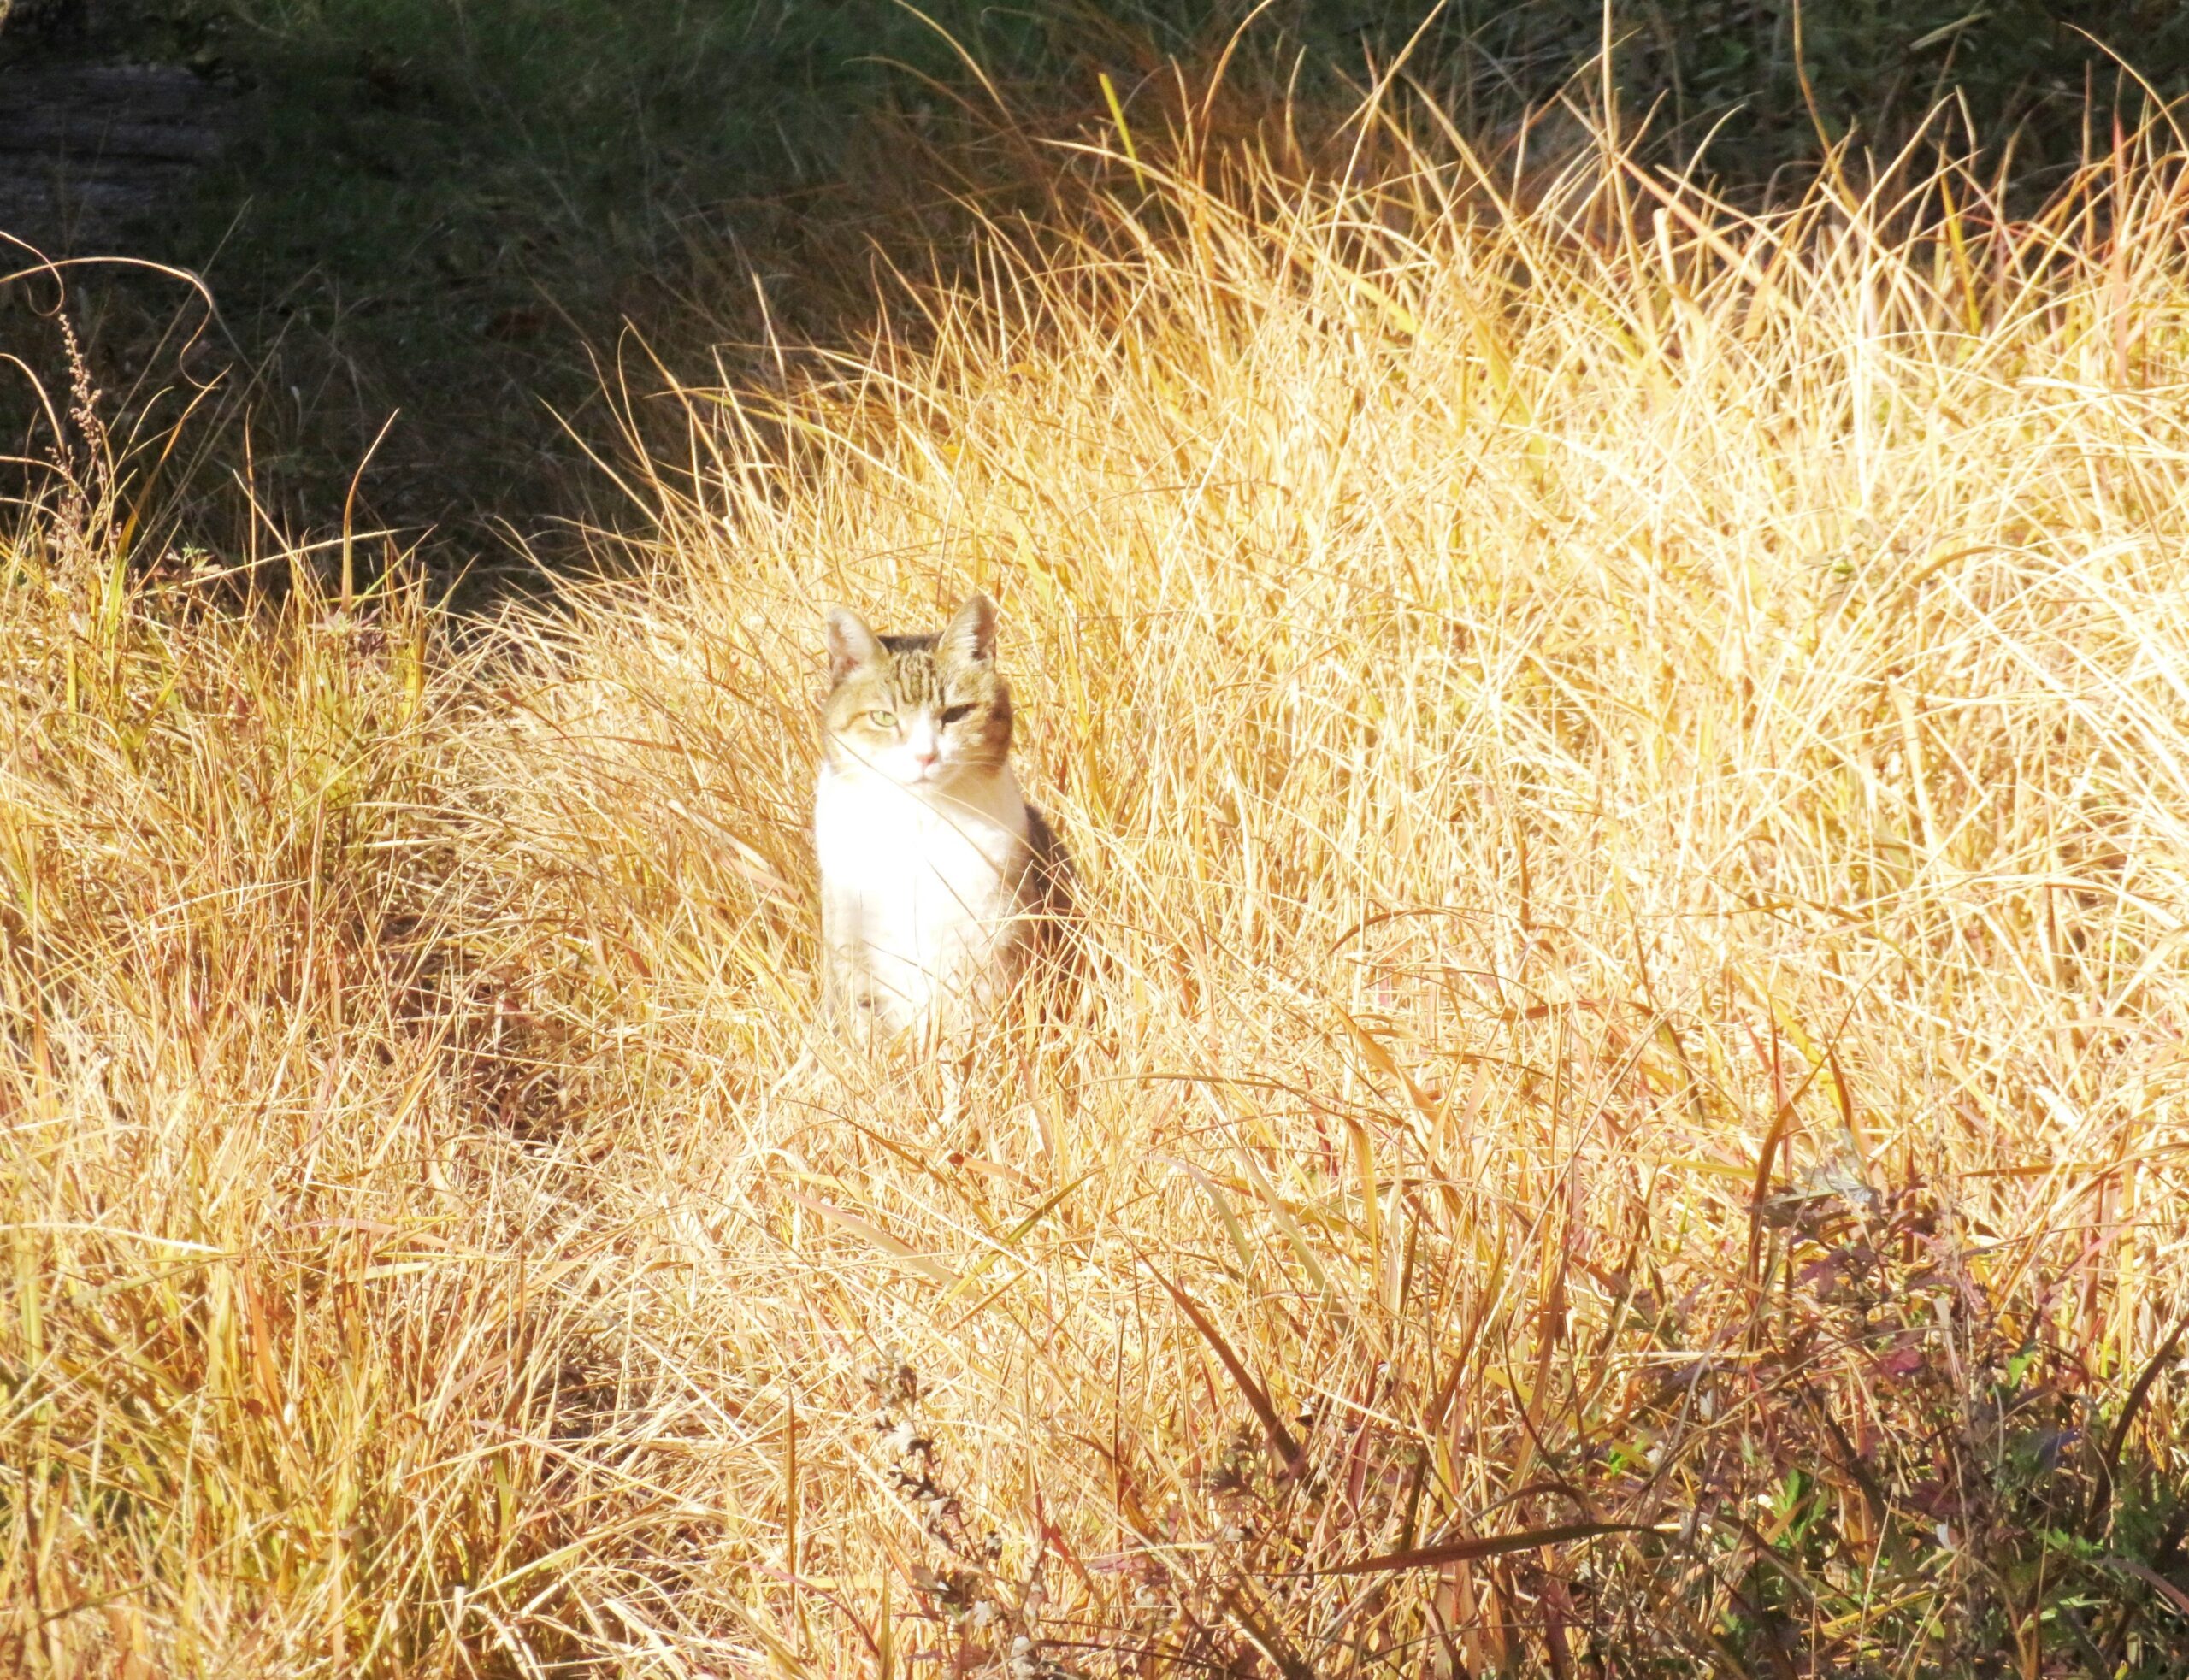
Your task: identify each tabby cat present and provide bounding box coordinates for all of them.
[814,593,1074,1045]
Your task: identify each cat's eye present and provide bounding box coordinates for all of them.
[864,710,897,729]
[939,704,973,726]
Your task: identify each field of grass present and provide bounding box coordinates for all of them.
[5,59,2189,1678]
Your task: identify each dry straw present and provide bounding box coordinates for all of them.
[3,72,2186,1678]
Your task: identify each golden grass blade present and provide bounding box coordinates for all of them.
[1143,1261,1303,1474]
[786,1194,961,1289]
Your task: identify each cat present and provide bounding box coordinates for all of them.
[813,593,1075,1046]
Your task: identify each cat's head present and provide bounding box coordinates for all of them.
[821,594,1014,787]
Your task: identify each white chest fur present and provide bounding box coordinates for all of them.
[815,763,1031,1035]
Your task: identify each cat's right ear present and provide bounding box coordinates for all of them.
[825,607,883,685]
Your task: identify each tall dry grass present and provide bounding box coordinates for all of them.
[5,82,2189,1677]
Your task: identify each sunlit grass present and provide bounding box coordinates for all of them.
[4,81,2188,1677]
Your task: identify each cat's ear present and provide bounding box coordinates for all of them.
[940,592,997,667]
[825,607,883,684]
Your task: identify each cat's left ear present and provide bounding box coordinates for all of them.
[940,592,997,666]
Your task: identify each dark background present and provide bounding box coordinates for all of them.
[5,1,2186,588]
